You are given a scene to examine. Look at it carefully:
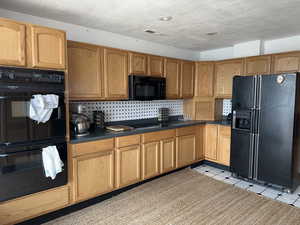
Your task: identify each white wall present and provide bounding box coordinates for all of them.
[0,8,199,61]
[199,35,300,61]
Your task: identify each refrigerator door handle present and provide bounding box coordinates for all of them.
[248,133,254,179]
[232,110,237,129]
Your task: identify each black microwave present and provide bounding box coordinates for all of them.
[128,75,166,100]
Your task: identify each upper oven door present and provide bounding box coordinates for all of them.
[0,89,66,145]
[129,75,166,100]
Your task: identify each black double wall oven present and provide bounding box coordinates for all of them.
[0,67,67,202]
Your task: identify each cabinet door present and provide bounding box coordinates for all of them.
[244,55,271,75]
[73,150,114,201]
[142,141,160,180]
[30,25,66,69]
[148,55,164,77]
[196,125,204,161]
[217,125,231,166]
[204,124,218,161]
[164,58,181,99]
[0,19,26,66]
[68,41,103,99]
[215,59,244,97]
[194,62,214,97]
[180,60,194,98]
[128,52,147,75]
[195,100,215,120]
[115,145,141,188]
[160,138,176,173]
[272,52,300,73]
[176,134,196,167]
[104,48,128,99]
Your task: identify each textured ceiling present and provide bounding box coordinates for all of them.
[1,0,300,51]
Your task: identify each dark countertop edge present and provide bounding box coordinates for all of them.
[70,120,231,144]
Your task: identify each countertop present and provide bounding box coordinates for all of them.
[70,119,231,144]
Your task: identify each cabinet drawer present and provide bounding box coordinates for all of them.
[116,134,140,148]
[72,138,114,157]
[0,186,69,225]
[142,129,176,143]
[176,126,197,136]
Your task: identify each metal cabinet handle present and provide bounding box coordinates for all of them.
[0,154,8,158]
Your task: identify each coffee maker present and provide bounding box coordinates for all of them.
[70,104,90,137]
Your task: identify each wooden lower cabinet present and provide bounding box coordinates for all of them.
[204,124,231,166]
[115,145,141,188]
[217,125,231,166]
[176,134,196,167]
[142,141,160,180]
[204,124,218,161]
[0,186,69,225]
[73,150,114,202]
[160,137,176,173]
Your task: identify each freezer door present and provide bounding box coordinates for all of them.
[230,130,255,178]
[232,75,257,110]
[256,74,296,187]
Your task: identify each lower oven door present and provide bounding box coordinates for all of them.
[0,142,67,202]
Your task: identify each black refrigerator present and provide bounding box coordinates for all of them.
[230,73,300,192]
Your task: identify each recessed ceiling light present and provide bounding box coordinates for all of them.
[144,29,156,34]
[159,16,173,21]
[206,32,218,36]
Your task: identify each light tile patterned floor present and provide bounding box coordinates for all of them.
[193,164,300,207]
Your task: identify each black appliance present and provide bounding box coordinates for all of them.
[128,75,166,100]
[0,67,67,202]
[230,73,300,192]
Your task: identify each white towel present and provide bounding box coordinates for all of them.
[42,146,64,180]
[29,94,59,123]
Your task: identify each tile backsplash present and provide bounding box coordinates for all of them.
[70,99,232,122]
[70,100,183,122]
[222,99,232,116]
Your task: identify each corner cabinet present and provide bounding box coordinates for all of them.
[164,58,181,99]
[215,59,244,98]
[0,19,26,66]
[68,41,103,99]
[104,48,128,100]
[180,60,195,99]
[194,62,214,97]
[30,25,66,69]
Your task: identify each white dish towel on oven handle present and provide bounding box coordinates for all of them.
[42,146,64,180]
[29,94,59,123]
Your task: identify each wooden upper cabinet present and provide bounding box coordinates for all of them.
[195,99,215,120]
[180,60,195,99]
[30,25,66,69]
[128,52,147,75]
[272,51,300,73]
[244,55,271,75]
[0,18,26,67]
[215,59,244,98]
[104,48,128,99]
[194,62,214,97]
[67,41,103,99]
[148,55,164,77]
[164,58,181,99]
